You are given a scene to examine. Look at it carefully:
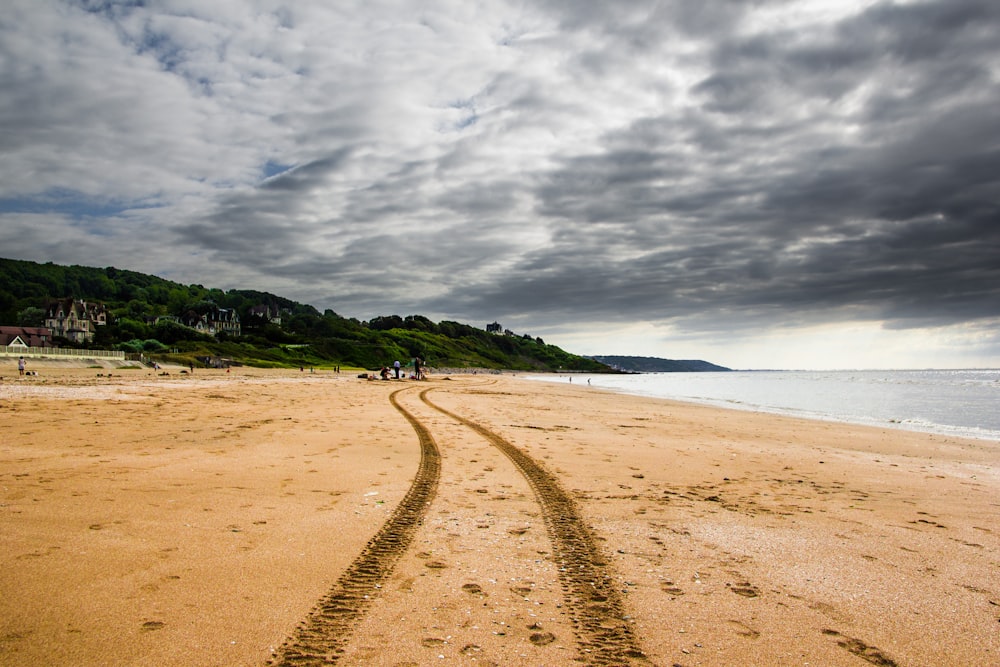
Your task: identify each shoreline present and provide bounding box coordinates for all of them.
[526,370,1000,443]
[1,366,998,665]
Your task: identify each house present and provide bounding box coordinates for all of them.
[213,308,241,337]
[248,304,283,326]
[181,307,241,337]
[1,326,53,350]
[45,299,107,343]
[486,321,502,334]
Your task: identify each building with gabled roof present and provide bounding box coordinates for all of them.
[181,307,241,337]
[248,304,283,326]
[45,299,107,343]
[0,326,53,349]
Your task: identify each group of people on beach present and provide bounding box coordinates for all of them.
[375,357,424,381]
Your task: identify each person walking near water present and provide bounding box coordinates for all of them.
[18,356,26,376]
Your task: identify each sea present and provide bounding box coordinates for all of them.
[528,369,1000,442]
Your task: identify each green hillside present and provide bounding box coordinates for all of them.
[0,257,610,372]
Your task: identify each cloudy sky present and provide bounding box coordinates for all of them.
[2,0,999,369]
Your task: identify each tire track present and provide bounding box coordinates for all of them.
[420,387,649,666]
[269,388,440,666]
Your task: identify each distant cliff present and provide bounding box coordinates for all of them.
[588,355,731,373]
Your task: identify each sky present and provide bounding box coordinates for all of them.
[2,0,999,370]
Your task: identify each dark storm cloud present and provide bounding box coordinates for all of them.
[170,153,368,277]
[538,0,754,38]
[258,153,353,194]
[428,0,1000,336]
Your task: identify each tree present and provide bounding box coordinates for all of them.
[153,320,213,345]
[404,315,437,333]
[116,318,151,340]
[368,315,404,331]
[17,307,46,327]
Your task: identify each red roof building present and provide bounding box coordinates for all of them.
[0,326,53,349]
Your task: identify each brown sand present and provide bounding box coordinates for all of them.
[1,362,998,666]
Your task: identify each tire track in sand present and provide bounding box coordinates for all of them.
[269,388,440,666]
[420,387,649,666]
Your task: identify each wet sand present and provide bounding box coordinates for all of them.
[1,362,998,666]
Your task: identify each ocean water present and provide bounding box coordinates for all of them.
[529,369,1000,441]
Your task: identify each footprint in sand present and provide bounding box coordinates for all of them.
[728,582,760,598]
[822,629,898,666]
[461,583,486,596]
[421,637,446,647]
[660,581,685,596]
[727,619,760,639]
[529,631,556,646]
[526,622,556,645]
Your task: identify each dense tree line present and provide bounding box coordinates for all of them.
[0,258,609,372]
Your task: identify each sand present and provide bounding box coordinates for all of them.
[1,361,998,666]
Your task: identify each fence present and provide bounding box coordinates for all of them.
[1,346,125,360]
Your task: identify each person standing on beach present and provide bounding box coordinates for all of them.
[18,356,26,376]
[393,360,400,379]
[414,357,421,380]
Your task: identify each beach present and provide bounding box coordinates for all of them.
[1,362,998,666]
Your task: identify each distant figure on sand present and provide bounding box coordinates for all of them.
[414,357,422,380]
[18,356,26,376]
[394,360,401,379]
